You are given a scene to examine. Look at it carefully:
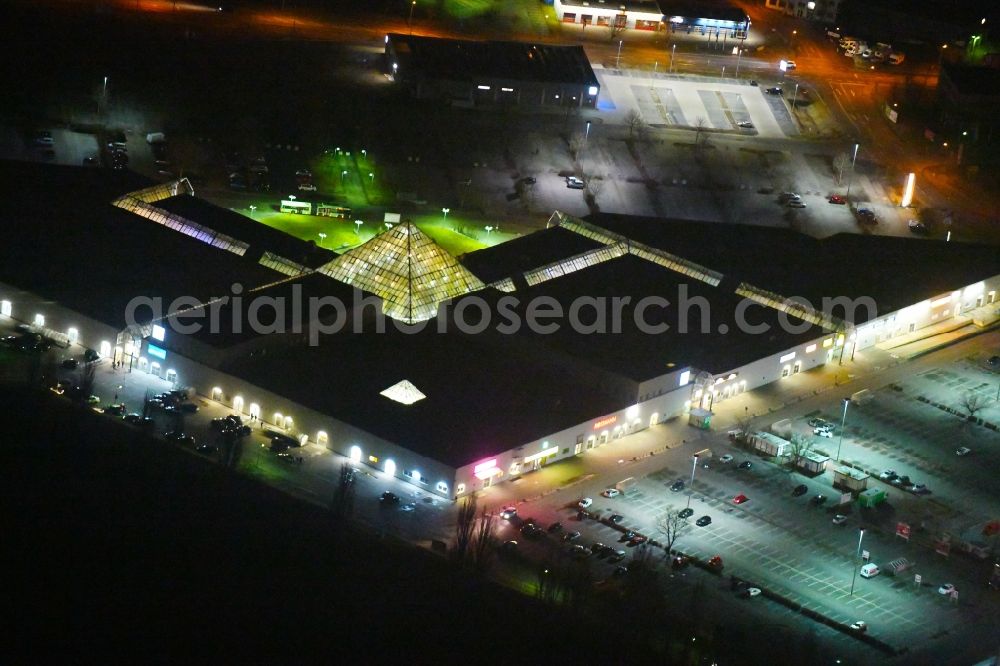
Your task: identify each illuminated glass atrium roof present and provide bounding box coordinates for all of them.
[318,222,485,323]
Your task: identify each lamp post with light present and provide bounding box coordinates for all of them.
[407,0,416,34]
[850,528,866,595]
[845,142,860,201]
[686,454,699,510]
[836,397,850,461]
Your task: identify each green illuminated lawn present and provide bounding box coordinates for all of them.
[255,209,516,257]
[442,0,492,19]
[257,212,374,251]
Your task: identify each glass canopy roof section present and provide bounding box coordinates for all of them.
[380,379,427,405]
[318,222,486,323]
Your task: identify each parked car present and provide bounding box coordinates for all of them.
[832,514,849,525]
[788,200,807,208]
[608,514,624,524]
[696,515,713,527]
[500,506,517,520]
[196,444,218,456]
[860,563,880,578]
[810,494,827,506]
[736,121,754,129]
[719,454,734,463]
[670,479,685,492]
[380,491,400,505]
[578,497,593,509]
[850,620,867,633]
[61,358,79,370]
[814,427,833,438]
[165,431,195,446]
[938,583,956,596]
[548,521,563,533]
[908,219,928,234]
[609,550,627,563]
[956,446,972,456]
[733,494,749,505]
[563,531,581,542]
[601,488,621,498]
[784,60,797,70]
[828,194,846,204]
[679,508,694,518]
[879,469,897,481]
[792,484,808,497]
[765,87,783,95]
[738,461,752,470]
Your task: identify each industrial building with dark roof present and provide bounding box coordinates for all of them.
[385,34,600,108]
[2,162,1000,499]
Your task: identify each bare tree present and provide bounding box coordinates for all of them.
[330,462,357,521]
[961,391,988,420]
[656,507,692,556]
[470,506,498,574]
[568,132,586,160]
[586,174,605,202]
[788,432,814,470]
[452,495,478,564]
[731,406,754,443]
[833,152,850,185]
[693,117,708,148]
[77,361,96,404]
[624,109,645,139]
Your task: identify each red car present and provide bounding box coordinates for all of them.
[828,194,846,204]
[733,494,750,505]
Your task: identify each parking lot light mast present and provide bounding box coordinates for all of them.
[836,397,850,461]
[670,44,676,72]
[686,454,699,510]
[616,40,623,69]
[850,528,865,595]
[845,142,860,200]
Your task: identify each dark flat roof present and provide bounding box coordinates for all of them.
[156,195,335,269]
[387,34,599,86]
[164,272,361,349]
[941,65,1000,97]
[501,253,824,379]
[557,0,663,15]
[460,226,604,285]
[659,0,748,23]
[588,214,1000,324]
[0,160,282,329]
[220,320,625,468]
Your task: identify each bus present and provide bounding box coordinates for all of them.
[280,200,312,215]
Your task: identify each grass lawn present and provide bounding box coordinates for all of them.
[257,212,373,251]
[255,209,517,257]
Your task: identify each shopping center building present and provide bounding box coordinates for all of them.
[2,160,999,500]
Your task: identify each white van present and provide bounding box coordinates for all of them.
[860,563,880,578]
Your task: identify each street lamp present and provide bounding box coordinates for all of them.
[670,44,677,72]
[616,40,623,69]
[408,0,416,34]
[836,397,850,462]
[791,82,799,111]
[585,120,592,143]
[850,528,866,595]
[341,169,348,183]
[248,204,257,218]
[685,454,699,510]
[318,232,327,244]
[369,172,375,183]
[844,143,860,200]
[441,207,450,224]
[354,220,363,235]
[485,225,494,234]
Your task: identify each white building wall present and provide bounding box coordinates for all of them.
[453,382,692,496]
[0,281,122,358]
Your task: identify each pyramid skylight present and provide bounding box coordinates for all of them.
[318,222,485,323]
[380,379,427,405]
